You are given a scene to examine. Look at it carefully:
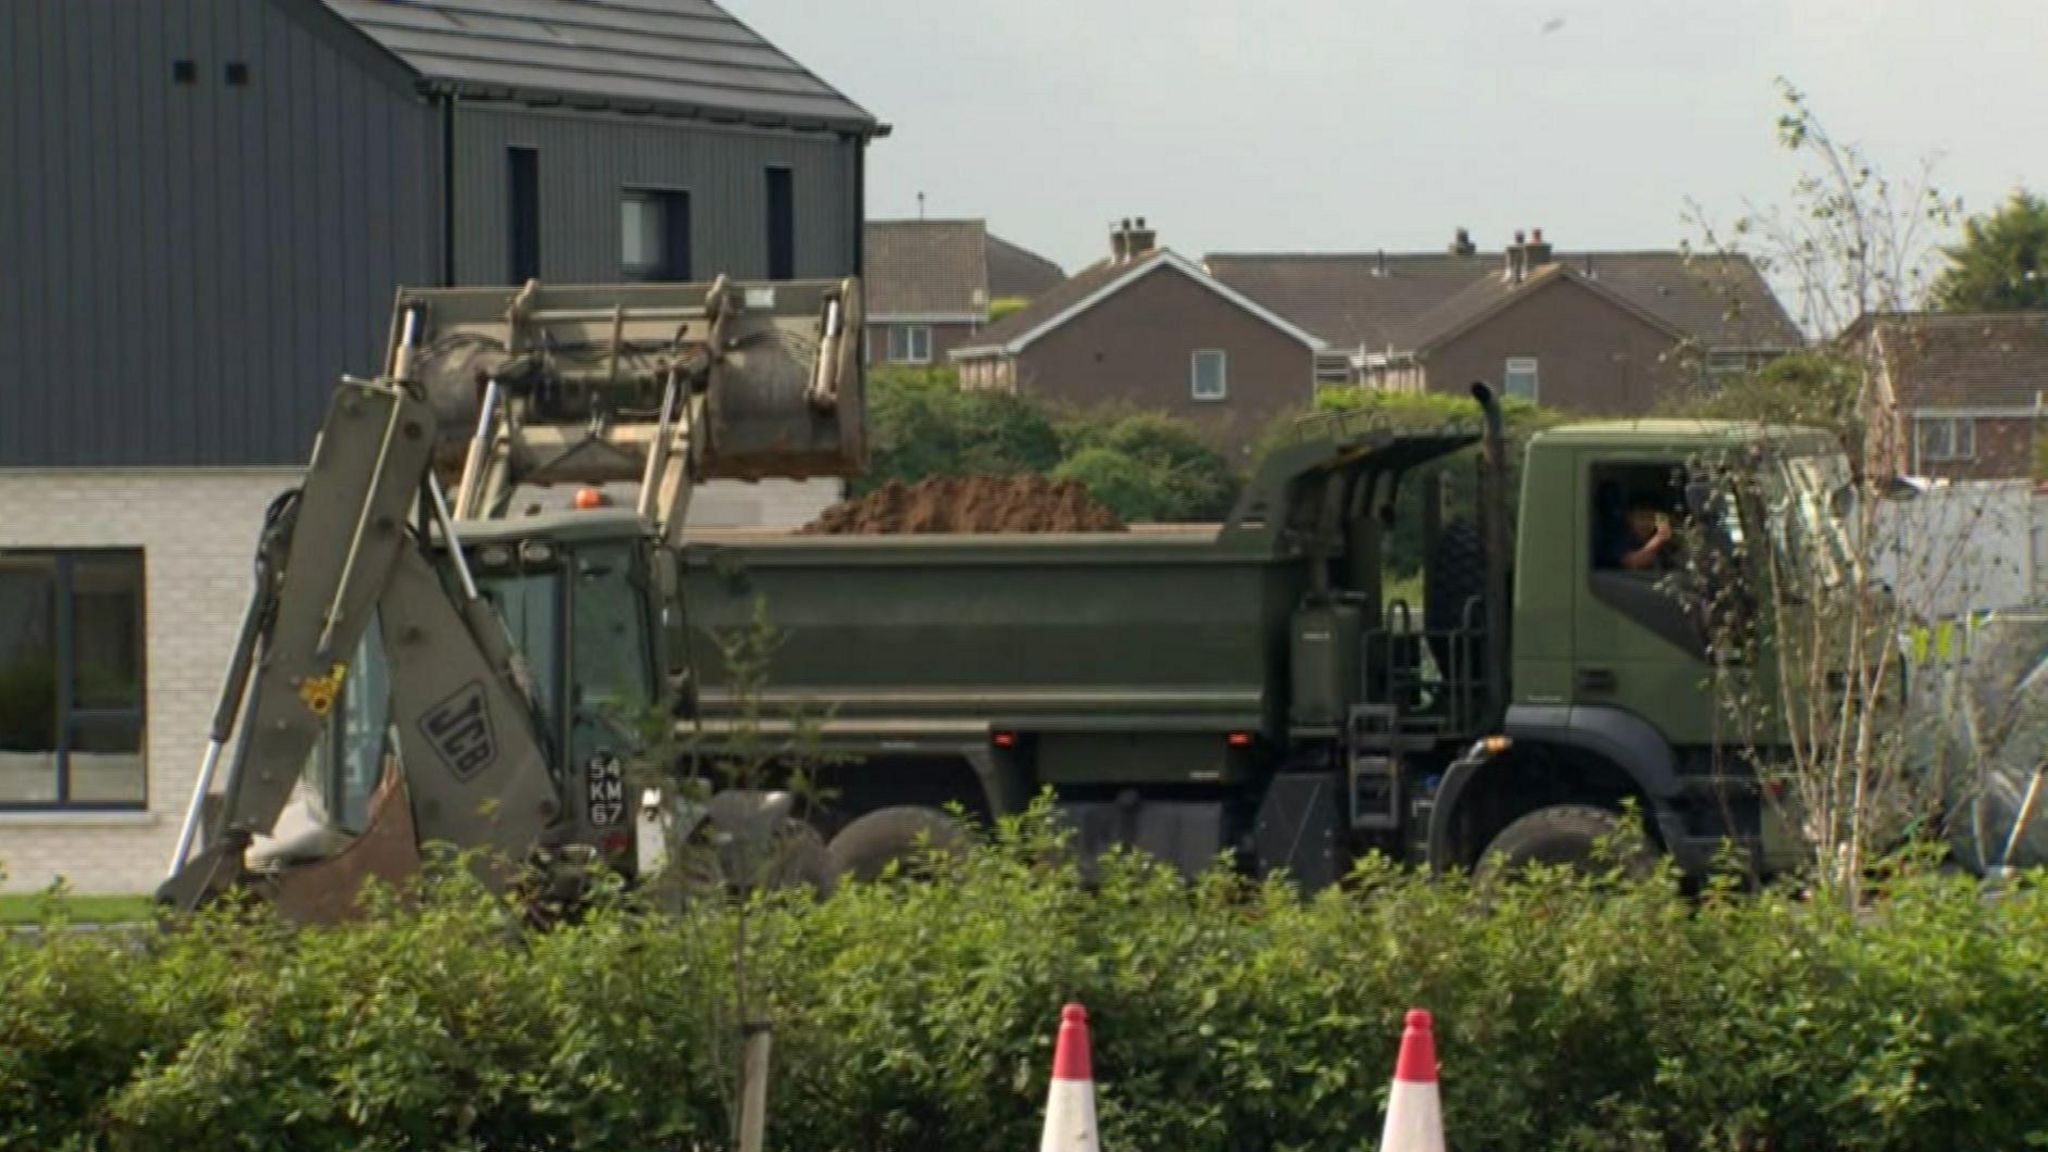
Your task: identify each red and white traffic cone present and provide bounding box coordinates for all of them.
[1378,1009,1445,1152]
[1038,1003,1099,1152]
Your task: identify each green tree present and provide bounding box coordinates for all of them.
[1685,350,1864,460]
[1054,410,1240,521]
[1933,190,2048,312]
[854,367,1063,495]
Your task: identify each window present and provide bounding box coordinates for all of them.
[765,166,795,280]
[886,324,932,364]
[1504,357,1540,401]
[1706,349,1748,381]
[508,147,540,284]
[621,189,691,282]
[1915,416,1977,463]
[1192,349,1228,401]
[0,552,146,807]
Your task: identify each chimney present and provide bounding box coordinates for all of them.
[1524,227,1554,268]
[1127,216,1157,259]
[1450,227,1476,257]
[1504,229,1527,284]
[1110,218,1132,264]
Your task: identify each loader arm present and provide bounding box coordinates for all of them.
[158,376,554,916]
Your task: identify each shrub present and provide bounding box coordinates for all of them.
[855,367,1064,495]
[1053,411,1240,522]
[5,809,2045,1151]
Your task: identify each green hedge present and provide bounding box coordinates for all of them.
[6,810,2048,1151]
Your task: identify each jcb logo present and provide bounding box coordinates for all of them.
[421,682,497,781]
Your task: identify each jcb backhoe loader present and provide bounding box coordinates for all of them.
[157,277,863,920]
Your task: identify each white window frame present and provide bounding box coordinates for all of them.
[1191,349,1228,401]
[1504,356,1540,401]
[887,324,932,364]
[1914,415,1977,463]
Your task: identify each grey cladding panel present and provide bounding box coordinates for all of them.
[0,0,439,466]
[451,106,858,287]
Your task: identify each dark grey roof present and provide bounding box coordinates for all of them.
[952,253,1150,355]
[986,233,1065,300]
[1206,249,1803,354]
[1852,312,2048,409]
[1390,263,1688,352]
[323,0,879,134]
[1203,253,1487,354]
[864,220,989,316]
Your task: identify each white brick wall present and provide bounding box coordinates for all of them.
[0,468,297,894]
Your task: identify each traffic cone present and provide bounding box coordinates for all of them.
[1038,1003,1099,1152]
[1378,1009,1445,1152]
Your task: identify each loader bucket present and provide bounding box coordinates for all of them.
[392,277,867,497]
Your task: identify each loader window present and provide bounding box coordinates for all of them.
[475,569,563,735]
[569,545,650,721]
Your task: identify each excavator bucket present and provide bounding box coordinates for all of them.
[268,767,425,924]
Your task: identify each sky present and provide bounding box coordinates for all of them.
[739,0,2044,276]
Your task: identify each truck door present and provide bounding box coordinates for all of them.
[1569,453,1719,746]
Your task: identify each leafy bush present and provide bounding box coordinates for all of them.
[856,370,1239,522]
[6,810,2047,1151]
[855,367,1064,496]
[1053,411,1240,522]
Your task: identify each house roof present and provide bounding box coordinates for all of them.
[864,220,989,317]
[321,0,880,135]
[986,233,1065,300]
[951,250,1325,359]
[1855,312,2048,411]
[1390,262,1686,354]
[1204,249,1803,355]
[1202,253,1490,355]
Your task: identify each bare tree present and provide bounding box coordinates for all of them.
[1678,82,2037,905]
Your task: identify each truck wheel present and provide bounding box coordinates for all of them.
[673,815,834,899]
[1424,520,1487,679]
[827,806,967,882]
[1474,804,1653,883]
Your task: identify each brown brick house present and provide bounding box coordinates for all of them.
[1207,230,1803,414]
[863,219,1062,365]
[1845,312,2048,480]
[950,221,1324,456]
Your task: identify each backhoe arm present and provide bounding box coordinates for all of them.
[158,376,553,915]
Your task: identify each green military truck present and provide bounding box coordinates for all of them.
[679,388,1845,886]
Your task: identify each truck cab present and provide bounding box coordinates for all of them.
[1427,420,1850,876]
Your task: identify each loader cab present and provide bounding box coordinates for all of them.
[460,509,663,853]
[299,509,663,858]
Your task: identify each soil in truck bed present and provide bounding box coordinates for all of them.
[799,475,1126,534]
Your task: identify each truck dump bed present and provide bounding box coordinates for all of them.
[679,526,1301,734]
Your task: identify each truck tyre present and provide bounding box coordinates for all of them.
[827,806,968,882]
[673,813,834,899]
[1424,520,1487,677]
[1474,804,1653,883]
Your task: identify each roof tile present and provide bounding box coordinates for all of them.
[323,0,877,133]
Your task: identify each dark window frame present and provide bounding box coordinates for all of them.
[765,166,795,280]
[0,549,148,811]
